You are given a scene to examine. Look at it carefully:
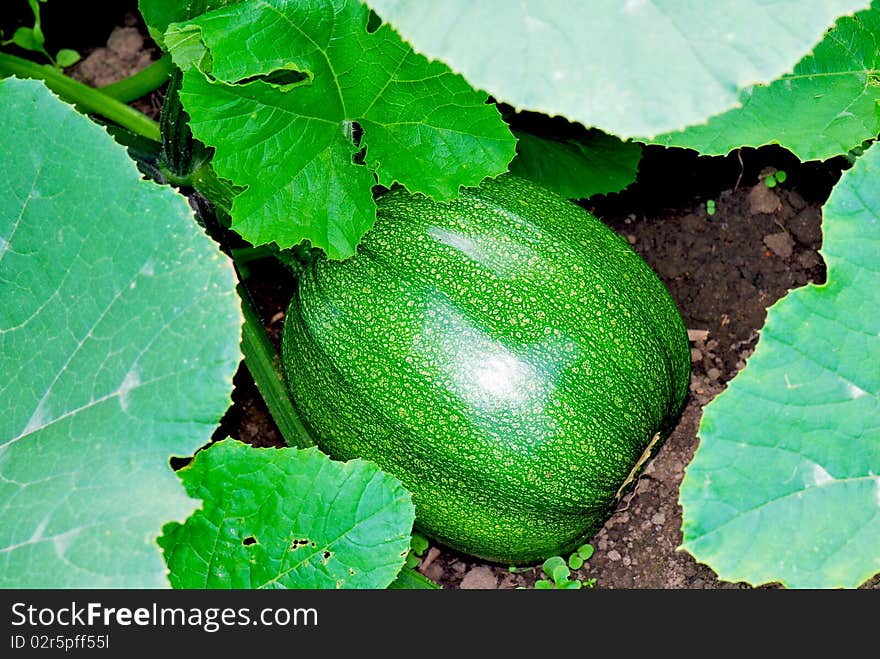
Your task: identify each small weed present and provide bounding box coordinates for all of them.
[763,169,787,188]
[533,544,597,589]
[404,531,430,569]
[1,1,80,68]
[706,199,716,216]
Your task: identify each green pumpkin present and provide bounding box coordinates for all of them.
[281,175,690,564]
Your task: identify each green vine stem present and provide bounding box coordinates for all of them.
[237,284,315,450]
[388,566,442,590]
[0,51,160,141]
[99,53,173,103]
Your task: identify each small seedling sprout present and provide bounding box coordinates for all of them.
[404,531,430,568]
[1,0,81,68]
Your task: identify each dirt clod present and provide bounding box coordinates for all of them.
[459,567,499,590]
[763,232,794,258]
[748,183,782,214]
[71,26,153,87]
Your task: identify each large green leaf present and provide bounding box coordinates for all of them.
[509,131,641,200]
[367,0,869,139]
[159,440,415,589]
[679,146,880,589]
[0,78,241,588]
[162,0,516,259]
[652,3,880,161]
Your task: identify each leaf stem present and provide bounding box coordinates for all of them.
[388,566,442,589]
[0,51,160,141]
[237,284,315,450]
[99,53,173,103]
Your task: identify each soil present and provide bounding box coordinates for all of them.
[22,7,877,590]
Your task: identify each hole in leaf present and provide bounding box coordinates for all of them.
[242,536,257,546]
[366,10,382,33]
[323,551,331,559]
[291,538,310,550]
[234,68,310,89]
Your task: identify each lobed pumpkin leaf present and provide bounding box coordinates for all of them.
[0,78,241,588]
[159,440,415,589]
[651,2,880,161]
[679,144,880,589]
[366,0,869,139]
[160,0,516,259]
[510,130,641,200]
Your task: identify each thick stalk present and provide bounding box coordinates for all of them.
[238,285,315,450]
[0,51,160,141]
[99,53,173,103]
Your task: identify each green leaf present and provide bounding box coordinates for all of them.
[651,4,880,161]
[541,556,570,584]
[576,543,595,561]
[11,27,44,54]
[509,131,641,200]
[366,0,869,139]
[567,554,584,570]
[410,531,429,556]
[163,0,516,259]
[542,556,567,572]
[679,145,880,589]
[0,78,241,588]
[159,440,415,589]
[534,579,554,589]
[54,49,81,69]
[11,1,47,56]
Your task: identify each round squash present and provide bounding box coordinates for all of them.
[281,175,690,564]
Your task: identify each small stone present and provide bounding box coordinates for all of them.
[626,234,637,245]
[687,329,709,343]
[422,563,445,583]
[763,232,794,258]
[651,512,666,526]
[459,566,499,589]
[607,549,622,562]
[707,368,722,382]
[748,183,781,214]
[690,348,703,363]
[106,26,144,57]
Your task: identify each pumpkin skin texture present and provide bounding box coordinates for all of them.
[281,175,690,564]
